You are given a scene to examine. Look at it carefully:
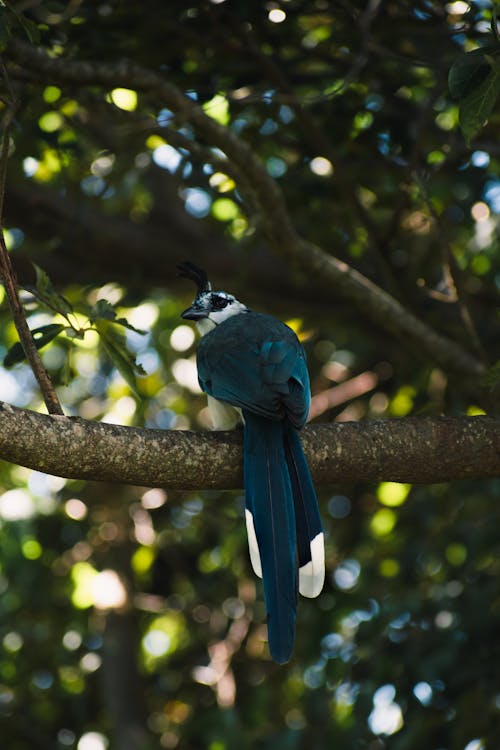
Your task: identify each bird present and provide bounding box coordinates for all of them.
[178,261,324,664]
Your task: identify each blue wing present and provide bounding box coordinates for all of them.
[197,313,310,428]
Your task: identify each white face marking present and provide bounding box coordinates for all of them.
[207,298,248,324]
[194,291,248,335]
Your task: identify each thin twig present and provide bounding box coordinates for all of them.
[0,57,64,415]
[0,59,16,219]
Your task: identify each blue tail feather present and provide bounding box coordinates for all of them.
[243,411,297,664]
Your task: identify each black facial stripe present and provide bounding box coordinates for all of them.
[210,294,229,310]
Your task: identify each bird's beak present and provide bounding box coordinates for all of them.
[181,304,207,320]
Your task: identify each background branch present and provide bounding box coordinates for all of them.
[5,39,486,391]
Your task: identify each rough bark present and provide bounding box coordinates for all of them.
[1,401,498,489]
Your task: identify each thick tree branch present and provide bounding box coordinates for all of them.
[0,401,498,489]
[5,39,485,387]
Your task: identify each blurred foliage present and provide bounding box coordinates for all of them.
[0,1,499,749]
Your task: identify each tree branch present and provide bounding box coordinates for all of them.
[0,235,64,414]
[5,39,485,388]
[0,401,498,489]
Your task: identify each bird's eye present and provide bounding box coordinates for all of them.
[211,295,228,311]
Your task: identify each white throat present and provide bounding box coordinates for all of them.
[195,317,217,335]
[195,300,248,336]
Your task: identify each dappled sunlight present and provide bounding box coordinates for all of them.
[170,325,195,352]
[171,357,202,393]
[0,489,36,520]
[77,732,109,750]
[91,570,128,610]
[0,1,498,747]
[368,685,404,736]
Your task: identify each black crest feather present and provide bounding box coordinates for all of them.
[177,261,211,294]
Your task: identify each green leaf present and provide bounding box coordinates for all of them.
[94,320,145,395]
[449,43,500,143]
[0,2,40,49]
[15,13,40,44]
[90,300,146,334]
[458,57,500,144]
[448,46,498,100]
[28,264,74,317]
[89,299,116,322]
[3,323,65,368]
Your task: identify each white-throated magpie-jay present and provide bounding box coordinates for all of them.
[178,261,324,663]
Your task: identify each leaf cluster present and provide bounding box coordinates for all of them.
[3,265,146,393]
[449,11,500,143]
[0,0,39,52]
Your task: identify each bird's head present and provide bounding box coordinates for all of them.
[177,261,248,333]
